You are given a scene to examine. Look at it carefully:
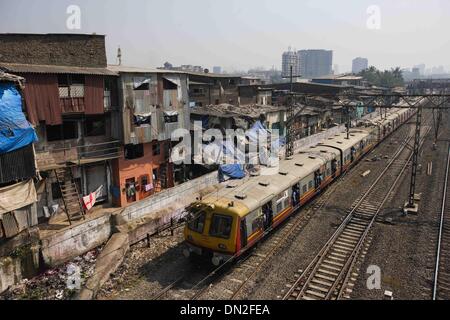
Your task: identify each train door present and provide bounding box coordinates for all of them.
[262,202,273,230]
[240,218,247,248]
[292,183,300,207]
[331,159,338,178]
[314,170,322,189]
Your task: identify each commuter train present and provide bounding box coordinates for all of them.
[183,103,418,266]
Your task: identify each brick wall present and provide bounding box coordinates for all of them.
[0,34,107,67]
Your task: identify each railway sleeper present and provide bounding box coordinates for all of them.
[323,259,344,267]
[311,278,333,288]
[327,254,346,262]
[308,284,330,293]
[351,217,371,225]
[329,250,348,259]
[341,231,361,240]
[346,225,366,233]
[315,273,336,282]
[353,214,376,221]
[304,289,326,299]
[336,237,358,246]
[333,243,355,251]
[301,295,317,300]
[318,267,340,276]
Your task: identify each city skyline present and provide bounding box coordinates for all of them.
[1,0,450,74]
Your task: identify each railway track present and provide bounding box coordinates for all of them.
[432,143,450,300]
[283,117,431,300]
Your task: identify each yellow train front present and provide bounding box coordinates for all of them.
[183,198,250,266]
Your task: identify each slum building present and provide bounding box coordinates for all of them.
[107,65,191,206]
[0,33,120,223]
[188,72,243,107]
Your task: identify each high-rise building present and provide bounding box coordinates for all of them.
[352,57,369,74]
[282,48,299,77]
[213,66,222,74]
[297,49,333,78]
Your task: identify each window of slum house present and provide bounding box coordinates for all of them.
[104,77,117,108]
[153,142,161,156]
[46,121,78,141]
[229,79,236,85]
[133,114,151,127]
[164,113,178,123]
[163,78,177,90]
[58,75,85,98]
[164,114,178,123]
[124,143,144,160]
[85,116,106,136]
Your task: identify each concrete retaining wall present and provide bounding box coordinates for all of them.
[0,244,39,294]
[40,213,113,267]
[120,171,219,223]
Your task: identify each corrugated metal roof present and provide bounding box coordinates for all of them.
[107,65,185,74]
[0,63,118,76]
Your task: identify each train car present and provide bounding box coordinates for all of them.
[183,104,415,266]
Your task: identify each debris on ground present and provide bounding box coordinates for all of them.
[0,245,104,300]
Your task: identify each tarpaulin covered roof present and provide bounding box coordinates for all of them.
[0,82,38,154]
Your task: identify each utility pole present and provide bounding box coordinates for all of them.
[405,84,424,214]
[346,105,351,140]
[286,65,295,158]
[283,65,302,159]
[406,103,423,210]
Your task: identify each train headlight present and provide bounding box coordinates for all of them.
[218,244,227,250]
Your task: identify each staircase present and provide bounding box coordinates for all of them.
[54,167,85,224]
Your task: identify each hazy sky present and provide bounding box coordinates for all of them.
[1,0,449,73]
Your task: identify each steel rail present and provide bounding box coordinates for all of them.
[432,144,450,300]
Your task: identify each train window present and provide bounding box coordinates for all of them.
[245,209,262,236]
[308,181,313,190]
[275,190,289,214]
[188,212,206,234]
[209,214,233,239]
[302,185,307,194]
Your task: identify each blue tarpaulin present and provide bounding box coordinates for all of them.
[0,83,38,154]
[218,164,246,182]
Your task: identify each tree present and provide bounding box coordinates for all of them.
[358,66,404,88]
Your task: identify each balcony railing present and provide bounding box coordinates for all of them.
[35,140,122,170]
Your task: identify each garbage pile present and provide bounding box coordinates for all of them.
[0,246,103,300]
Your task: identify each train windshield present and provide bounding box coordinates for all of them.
[209,214,233,239]
[188,211,206,234]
